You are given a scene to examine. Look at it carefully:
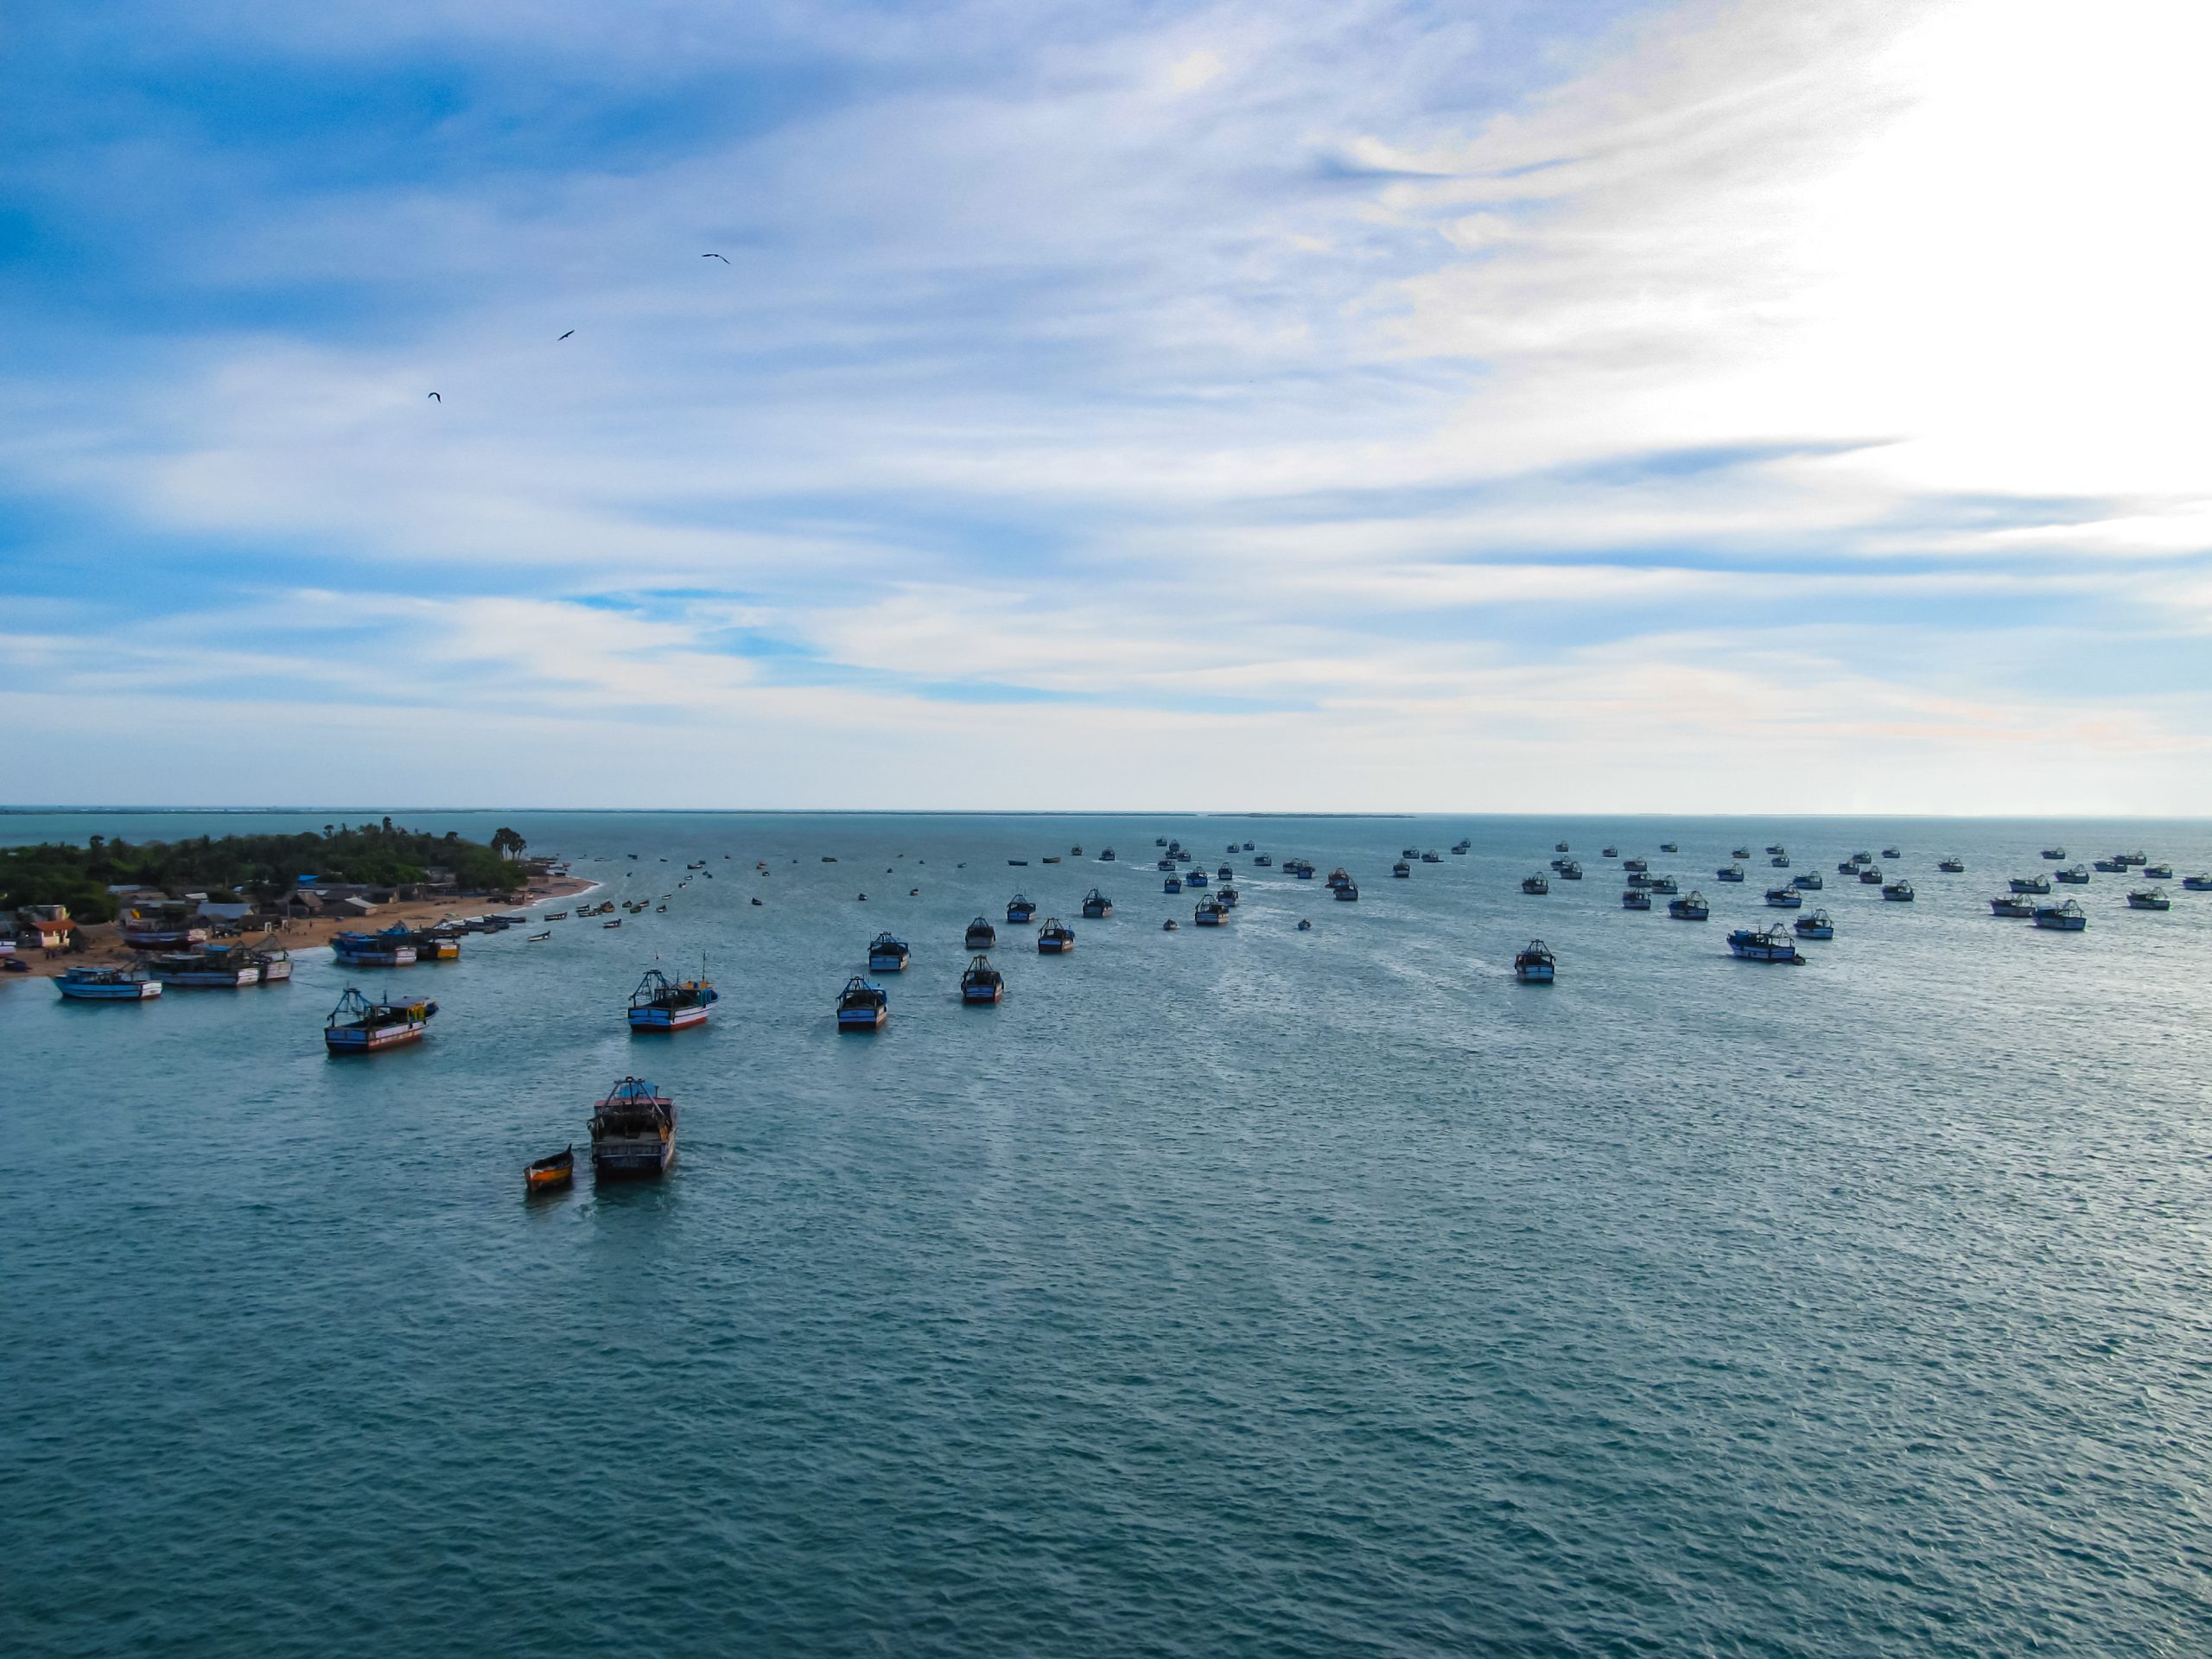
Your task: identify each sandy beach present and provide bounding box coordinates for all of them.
[9,874,600,980]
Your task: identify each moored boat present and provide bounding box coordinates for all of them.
[1554,842,1569,853]
[2142,863,2174,880]
[323,986,435,1051]
[1882,847,1902,860]
[1789,870,1822,890]
[2054,864,2090,884]
[836,976,888,1028]
[1194,898,1229,926]
[961,954,1005,1003]
[1006,893,1037,923]
[1393,861,1412,878]
[964,916,998,950]
[1163,874,1183,893]
[333,929,416,967]
[1858,866,1885,884]
[1185,868,1208,888]
[1253,854,1273,867]
[2009,874,2050,895]
[867,932,911,973]
[1082,888,1113,918]
[1559,860,1583,880]
[589,1077,676,1174]
[1522,874,1548,894]
[1882,880,1913,901]
[1513,939,1554,982]
[1770,854,1790,868]
[2094,857,2126,874]
[1727,926,1803,963]
[1794,909,1834,939]
[2127,887,2171,911]
[2183,874,2212,892]
[1764,886,1802,908]
[1621,886,1650,910]
[2041,847,2066,860]
[2032,899,2088,931]
[627,968,717,1031]
[1036,918,1076,953]
[525,1147,575,1192]
[1646,874,1677,893]
[1989,895,2036,918]
[55,964,162,1001]
[1623,856,1648,873]
[1937,855,1965,873]
[1669,891,1709,920]
[1333,881,1360,902]
[1601,845,1618,858]
[1100,848,1116,861]
[149,944,261,987]
[1716,863,1745,882]
[1659,842,1678,854]
[1325,867,1351,890]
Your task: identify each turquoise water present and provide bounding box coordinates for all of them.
[4,811,2209,1656]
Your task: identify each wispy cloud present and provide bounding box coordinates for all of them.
[1,0,2207,808]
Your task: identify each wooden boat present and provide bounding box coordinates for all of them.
[837,976,888,1029]
[55,964,162,1001]
[525,1147,575,1192]
[324,986,436,1051]
[628,967,716,1031]
[961,954,1005,1003]
[1514,939,1555,982]
[590,1077,677,1174]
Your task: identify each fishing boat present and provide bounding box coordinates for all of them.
[1789,870,1822,890]
[1185,868,1208,888]
[2032,899,2088,931]
[1522,874,1548,894]
[1006,893,1037,923]
[2127,887,2171,911]
[836,977,888,1029]
[1659,842,1679,854]
[1514,940,1555,982]
[1623,856,1648,873]
[545,911,568,921]
[1216,865,1233,881]
[1081,888,1113,918]
[1164,874,1183,893]
[1296,918,1312,930]
[2143,863,2174,880]
[118,911,210,952]
[525,1147,575,1193]
[628,968,717,1031]
[964,917,997,950]
[1325,867,1351,890]
[1194,899,1229,926]
[1155,837,1168,847]
[1560,861,1583,880]
[332,930,416,967]
[1882,847,1902,860]
[1764,886,1802,908]
[55,964,162,1001]
[1602,845,1619,858]
[2041,847,2066,860]
[1253,854,1273,868]
[1071,846,1083,857]
[1157,858,1177,872]
[527,931,550,942]
[1646,874,1677,893]
[1727,926,1803,963]
[1882,880,1914,902]
[1217,885,1240,907]
[2117,850,2147,867]
[867,932,911,973]
[1290,861,1316,880]
[1766,844,1787,857]
[2093,857,2126,874]
[961,955,1005,1003]
[1393,861,1412,878]
[1007,859,1028,867]
[1989,895,2036,918]
[1733,847,1752,861]
[1622,887,1651,910]
[323,986,435,1051]
[412,931,462,962]
[254,946,293,982]
[603,918,622,929]
[1243,842,1255,852]
[149,945,261,987]
[1716,863,1745,882]
[1333,881,1359,902]
[1669,891,1708,919]
[1041,857,1061,865]
[1836,860,1859,874]
[1421,850,1441,863]
[1937,855,1965,873]
[1858,866,1885,885]
[2009,874,2050,895]
[589,1077,677,1174]
[1100,848,1116,861]
[1770,854,1790,868]
[1036,918,1077,953]
[1794,909,1834,939]
[2182,874,2212,892]
[1452,841,1471,855]
[1554,842,1569,853]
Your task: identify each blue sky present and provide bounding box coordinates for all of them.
[3,0,2208,810]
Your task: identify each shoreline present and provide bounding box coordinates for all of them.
[8,874,600,981]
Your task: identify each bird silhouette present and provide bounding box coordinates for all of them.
[557,329,574,340]
[702,252,729,264]
[427,391,441,402]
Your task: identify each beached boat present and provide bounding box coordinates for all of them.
[1036,918,1077,953]
[1514,940,1554,982]
[2127,887,2171,911]
[964,917,997,950]
[1764,886,1802,908]
[1621,885,1651,910]
[1669,891,1709,920]
[1081,888,1113,918]
[1727,926,1803,963]
[323,986,435,1051]
[333,929,416,967]
[55,964,162,1001]
[1794,909,1834,939]
[961,954,1005,1003]
[836,976,888,1029]
[1882,880,1914,901]
[867,932,911,973]
[1006,893,1037,924]
[1522,874,1548,894]
[525,1147,575,1192]
[1716,863,1745,882]
[149,945,261,987]
[1194,899,1230,926]
[2033,899,2088,931]
[628,968,717,1031]
[1989,895,2037,918]
[589,1077,676,1174]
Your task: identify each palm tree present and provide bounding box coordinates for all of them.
[490,827,527,861]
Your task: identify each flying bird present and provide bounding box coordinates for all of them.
[427,391,441,402]
[702,252,729,264]
[558,329,574,340]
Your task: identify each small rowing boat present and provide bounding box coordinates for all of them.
[525,1147,575,1192]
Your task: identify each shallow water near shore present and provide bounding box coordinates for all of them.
[4,810,2210,1656]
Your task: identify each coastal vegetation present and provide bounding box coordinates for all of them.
[0,821,526,923]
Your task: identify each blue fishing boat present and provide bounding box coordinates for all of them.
[1646,874,1678,893]
[1081,888,1113,918]
[1522,874,1548,894]
[1727,926,1803,963]
[1859,866,1885,884]
[1253,854,1273,868]
[1669,891,1709,920]
[1514,940,1555,982]
[2033,899,2087,931]
[1794,909,1834,940]
[1621,886,1651,910]
[867,932,910,973]
[2053,865,2089,885]
[961,955,1004,1003]
[324,986,435,1051]
[1217,885,1239,908]
[1194,899,1229,927]
[2009,874,2050,894]
[1938,855,1965,873]
[1006,893,1037,924]
[1623,856,1648,873]
[1393,861,1412,878]
[1036,918,1076,953]
[965,917,997,950]
[1789,870,1822,890]
[2183,874,2212,892]
[1334,880,1359,902]
[2127,887,2171,911]
[627,968,717,1031]
[588,1076,677,1174]
[332,928,416,967]
[55,964,162,1001]
[1989,895,2036,918]
[1882,880,1914,902]
[2041,847,2066,860]
[1325,867,1351,890]
[1185,868,1208,888]
[836,976,888,1028]
[1163,874,1183,893]
[1716,863,1745,882]
[1559,860,1583,880]
[1765,886,1802,908]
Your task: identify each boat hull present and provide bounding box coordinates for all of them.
[591,1134,674,1176]
[1037,939,1073,953]
[334,947,417,967]
[325,1020,428,1051]
[157,967,261,987]
[1516,966,1554,982]
[837,1008,887,1028]
[56,980,162,1001]
[629,1004,709,1031]
[867,955,907,973]
[963,985,1003,1003]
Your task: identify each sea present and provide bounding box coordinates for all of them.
[3,810,2209,1657]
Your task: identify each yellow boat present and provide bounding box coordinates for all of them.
[526,1147,575,1192]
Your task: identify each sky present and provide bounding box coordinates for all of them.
[2,0,2208,813]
